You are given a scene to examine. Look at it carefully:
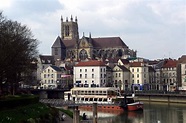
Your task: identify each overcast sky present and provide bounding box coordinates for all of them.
[0,0,186,60]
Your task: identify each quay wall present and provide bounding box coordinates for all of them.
[137,94,186,103]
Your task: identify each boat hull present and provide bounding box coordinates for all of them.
[127,102,143,111]
[79,106,124,115]
[78,104,124,111]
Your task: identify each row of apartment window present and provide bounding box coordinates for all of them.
[115,73,121,77]
[79,68,106,72]
[114,73,148,78]
[132,74,146,78]
[115,68,147,72]
[43,74,61,78]
[44,69,54,73]
[163,78,176,83]
[83,79,106,84]
[162,67,176,70]
[132,79,147,84]
[162,73,176,77]
[79,74,106,78]
[43,80,63,84]
[131,68,147,72]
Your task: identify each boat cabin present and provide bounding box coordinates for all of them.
[64,87,121,104]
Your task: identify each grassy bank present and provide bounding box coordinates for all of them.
[0,100,59,123]
[59,108,73,118]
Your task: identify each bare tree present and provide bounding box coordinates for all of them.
[0,12,39,95]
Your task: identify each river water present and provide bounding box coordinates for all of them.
[79,102,186,123]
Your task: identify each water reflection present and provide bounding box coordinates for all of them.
[79,103,186,123]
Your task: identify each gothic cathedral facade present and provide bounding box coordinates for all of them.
[52,16,137,62]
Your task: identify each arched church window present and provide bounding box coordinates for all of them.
[65,25,69,36]
[117,49,123,57]
[68,50,75,59]
[79,49,88,60]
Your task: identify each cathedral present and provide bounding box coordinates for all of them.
[51,16,136,62]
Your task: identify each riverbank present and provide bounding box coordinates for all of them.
[137,94,186,103]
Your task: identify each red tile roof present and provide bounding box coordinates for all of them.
[130,62,144,67]
[75,60,106,67]
[162,59,177,68]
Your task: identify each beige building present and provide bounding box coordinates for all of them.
[112,65,130,91]
[40,65,65,89]
[129,62,149,91]
[36,55,55,82]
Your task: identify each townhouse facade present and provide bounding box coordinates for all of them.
[40,65,69,89]
[36,55,186,92]
[37,55,55,82]
[180,63,186,90]
[148,66,156,90]
[160,59,177,91]
[177,55,186,90]
[129,62,150,91]
[112,65,130,91]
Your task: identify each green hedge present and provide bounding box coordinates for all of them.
[0,94,39,110]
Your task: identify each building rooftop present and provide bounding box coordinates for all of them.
[75,60,106,67]
[162,59,177,68]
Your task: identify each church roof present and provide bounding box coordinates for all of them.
[52,36,66,48]
[92,37,128,48]
[62,37,128,49]
[62,39,77,48]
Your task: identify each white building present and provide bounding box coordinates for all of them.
[177,55,186,90]
[74,60,106,87]
[40,65,64,89]
[180,63,186,90]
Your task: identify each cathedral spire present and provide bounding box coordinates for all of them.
[71,15,73,21]
[61,15,63,21]
[89,32,92,44]
[75,16,78,22]
[89,32,91,38]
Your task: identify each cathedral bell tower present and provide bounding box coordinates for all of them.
[61,15,79,41]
